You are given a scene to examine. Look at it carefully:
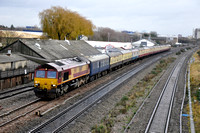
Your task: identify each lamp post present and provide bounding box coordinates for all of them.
[108,32,110,42]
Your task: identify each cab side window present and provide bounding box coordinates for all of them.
[58,72,62,79]
[63,72,69,81]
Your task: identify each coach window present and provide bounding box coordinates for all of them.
[63,72,69,81]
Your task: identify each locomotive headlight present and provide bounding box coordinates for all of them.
[35,83,40,87]
[51,84,56,88]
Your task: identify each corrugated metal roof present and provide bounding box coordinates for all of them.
[86,41,133,49]
[132,39,155,47]
[19,39,101,61]
[68,40,101,56]
[0,54,27,63]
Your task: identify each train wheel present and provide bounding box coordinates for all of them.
[77,80,80,88]
[90,76,95,82]
[60,89,64,96]
[56,88,60,97]
[63,85,68,93]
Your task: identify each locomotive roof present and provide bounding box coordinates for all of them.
[47,57,89,72]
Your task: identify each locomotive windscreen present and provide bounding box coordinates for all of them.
[47,71,57,78]
[36,70,45,78]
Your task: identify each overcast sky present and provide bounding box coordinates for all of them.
[0,0,200,36]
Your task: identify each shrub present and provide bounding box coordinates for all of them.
[176,51,181,55]
[197,51,200,57]
[160,59,166,64]
[119,108,127,114]
[110,110,120,117]
[121,96,129,102]
[186,47,191,50]
[180,48,185,52]
[91,124,107,133]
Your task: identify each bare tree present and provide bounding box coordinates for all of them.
[0,31,21,46]
[89,27,138,42]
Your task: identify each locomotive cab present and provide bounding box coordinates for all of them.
[33,57,90,99]
[34,64,58,99]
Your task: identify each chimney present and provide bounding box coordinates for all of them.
[6,49,12,56]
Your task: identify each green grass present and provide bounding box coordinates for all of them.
[189,51,200,132]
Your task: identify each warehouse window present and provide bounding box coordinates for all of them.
[11,62,14,69]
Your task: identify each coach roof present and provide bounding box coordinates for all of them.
[86,54,109,62]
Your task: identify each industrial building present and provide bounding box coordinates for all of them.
[193,28,200,39]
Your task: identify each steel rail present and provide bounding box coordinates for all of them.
[0,99,46,127]
[165,60,180,133]
[179,60,188,133]
[0,87,34,100]
[0,98,40,118]
[0,85,33,95]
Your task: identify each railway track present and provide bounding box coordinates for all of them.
[0,92,81,130]
[0,98,45,127]
[0,86,34,100]
[30,52,173,133]
[144,54,187,133]
[179,61,188,133]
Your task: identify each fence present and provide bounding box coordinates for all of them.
[0,65,38,79]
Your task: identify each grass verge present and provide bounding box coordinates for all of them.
[189,50,200,132]
[91,57,176,133]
